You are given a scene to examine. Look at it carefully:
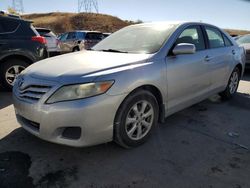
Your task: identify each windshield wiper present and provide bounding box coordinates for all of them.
[99,49,128,53]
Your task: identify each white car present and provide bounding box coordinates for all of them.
[36,28,60,56]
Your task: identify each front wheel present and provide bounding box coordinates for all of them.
[114,90,159,148]
[219,67,240,100]
[72,47,80,52]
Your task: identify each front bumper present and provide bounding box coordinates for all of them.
[13,91,125,147]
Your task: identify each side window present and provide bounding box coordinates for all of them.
[176,26,205,51]
[85,33,103,40]
[223,34,233,47]
[205,27,225,48]
[0,19,19,34]
[59,33,68,41]
[67,32,76,40]
[77,32,85,39]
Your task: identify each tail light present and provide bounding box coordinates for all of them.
[31,36,47,44]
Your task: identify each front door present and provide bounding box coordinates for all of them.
[58,33,70,52]
[166,25,211,114]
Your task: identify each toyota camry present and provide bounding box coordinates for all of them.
[13,22,245,148]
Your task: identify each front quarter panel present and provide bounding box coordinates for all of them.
[94,58,167,102]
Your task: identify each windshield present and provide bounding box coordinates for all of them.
[92,24,176,54]
[236,35,250,45]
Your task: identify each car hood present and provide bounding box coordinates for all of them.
[24,50,152,83]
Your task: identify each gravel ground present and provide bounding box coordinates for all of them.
[0,71,250,188]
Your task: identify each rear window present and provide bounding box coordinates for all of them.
[85,33,103,40]
[223,34,233,47]
[37,29,56,37]
[0,18,20,34]
[205,26,225,48]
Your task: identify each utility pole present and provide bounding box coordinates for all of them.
[12,0,24,13]
[78,0,99,13]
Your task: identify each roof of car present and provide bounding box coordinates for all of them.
[73,30,102,33]
[36,27,51,31]
[0,11,33,23]
[134,21,216,28]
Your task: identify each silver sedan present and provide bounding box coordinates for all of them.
[13,22,245,148]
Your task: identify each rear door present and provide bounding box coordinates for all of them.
[0,17,8,55]
[203,26,233,90]
[166,25,211,114]
[0,17,20,55]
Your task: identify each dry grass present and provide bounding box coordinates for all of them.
[224,29,250,36]
[22,12,250,36]
[22,12,133,34]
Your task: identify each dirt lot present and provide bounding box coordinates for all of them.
[0,72,250,188]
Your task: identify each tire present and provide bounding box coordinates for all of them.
[72,47,80,52]
[219,67,240,100]
[114,90,159,148]
[0,59,29,91]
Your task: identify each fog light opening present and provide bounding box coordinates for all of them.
[61,127,81,140]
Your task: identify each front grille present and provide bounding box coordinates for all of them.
[18,84,52,102]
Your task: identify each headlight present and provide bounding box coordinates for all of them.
[46,81,114,104]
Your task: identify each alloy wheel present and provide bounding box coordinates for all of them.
[229,71,239,94]
[125,100,154,140]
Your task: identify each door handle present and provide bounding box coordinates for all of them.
[205,55,212,62]
[232,50,236,55]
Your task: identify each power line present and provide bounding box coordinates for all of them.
[12,0,24,13]
[78,0,99,13]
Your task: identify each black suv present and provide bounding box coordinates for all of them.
[0,12,48,91]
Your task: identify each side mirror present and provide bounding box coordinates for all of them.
[172,43,196,55]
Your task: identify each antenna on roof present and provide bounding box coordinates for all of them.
[78,0,99,13]
[12,0,24,14]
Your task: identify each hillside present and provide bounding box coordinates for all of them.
[22,12,250,36]
[224,29,250,36]
[22,12,135,34]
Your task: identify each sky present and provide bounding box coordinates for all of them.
[1,0,250,30]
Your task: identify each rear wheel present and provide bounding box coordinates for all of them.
[219,67,240,100]
[0,59,29,91]
[114,90,159,148]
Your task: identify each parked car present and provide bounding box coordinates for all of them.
[58,31,103,53]
[0,12,48,90]
[13,22,245,148]
[236,34,250,69]
[36,28,60,56]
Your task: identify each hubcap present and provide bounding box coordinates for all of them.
[229,71,239,94]
[5,65,25,86]
[125,100,154,140]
